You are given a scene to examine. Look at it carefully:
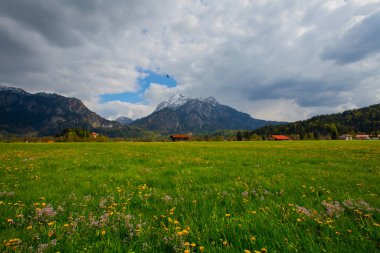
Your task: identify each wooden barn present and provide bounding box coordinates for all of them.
[170,134,191,142]
[271,135,290,141]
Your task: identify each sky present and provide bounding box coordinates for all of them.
[1,0,380,121]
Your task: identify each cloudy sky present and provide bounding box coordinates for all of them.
[1,0,380,121]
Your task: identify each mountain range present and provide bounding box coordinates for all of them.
[131,94,285,133]
[0,86,283,137]
[1,85,378,139]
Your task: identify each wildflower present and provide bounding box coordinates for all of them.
[184,242,190,247]
[250,236,256,241]
[27,225,33,230]
[225,213,231,217]
[48,221,55,226]
[374,223,380,227]
[242,191,249,197]
[261,248,267,253]
[191,243,196,247]
[48,230,55,237]
[101,230,106,235]
[199,246,204,252]
[177,231,183,236]
[321,200,344,217]
[184,250,190,253]
[7,218,13,223]
[335,231,341,235]
[245,250,252,253]
[296,205,312,216]
[63,224,69,227]
[223,240,229,246]
[347,230,352,234]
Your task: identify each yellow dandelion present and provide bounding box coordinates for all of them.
[374,223,380,227]
[261,248,267,253]
[296,218,302,222]
[7,218,13,223]
[41,203,46,207]
[199,246,204,252]
[223,240,229,246]
[191,243,196,247]
[184,242,190,247]
[250,236,256,241]
[63,224,69,227]
[48,221,55,226]
[335,231,341,235]
[48,231,54,237]
[101,230,106,235]
[26,225,32,230]
[184,250,190,253]
[225,213,231,217]
[245,250,252,253]
[177,231,183,236]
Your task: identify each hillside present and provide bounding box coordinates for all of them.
[253,103,380,139]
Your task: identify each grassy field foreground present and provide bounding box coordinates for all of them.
[0,141,379,252]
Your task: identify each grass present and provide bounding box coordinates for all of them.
[0,141,379,252]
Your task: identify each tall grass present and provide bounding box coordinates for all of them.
[0,141,379,252]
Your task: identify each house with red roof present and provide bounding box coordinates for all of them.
[170,134,191,141]
[271,135,290,141]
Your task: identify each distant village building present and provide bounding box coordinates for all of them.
[170,134,191,141]
[339,134,352,140]
[354,134,370,140]
[271,135,290,141]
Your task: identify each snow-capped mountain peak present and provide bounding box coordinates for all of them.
[0,85,27,94]
[155,94,192,111]
[154,94,220,112]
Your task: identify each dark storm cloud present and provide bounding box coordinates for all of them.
[0,1,84,48]
[321,11,380,64]
[245,78,354,108]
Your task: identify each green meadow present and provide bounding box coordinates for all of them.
[0,141,379,252]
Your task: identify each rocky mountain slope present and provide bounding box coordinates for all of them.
[0,85,119,136]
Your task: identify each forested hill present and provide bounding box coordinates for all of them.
[253,103,380,139]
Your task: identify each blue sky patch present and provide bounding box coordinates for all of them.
[100,69,177,103]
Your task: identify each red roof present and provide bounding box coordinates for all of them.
[170,134,190,138]
[272,135,290,140]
